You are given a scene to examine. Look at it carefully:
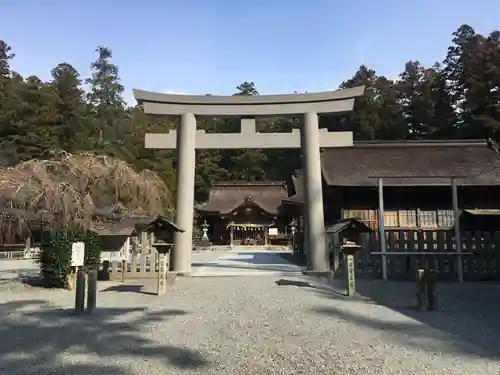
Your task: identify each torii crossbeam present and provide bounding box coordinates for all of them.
[134,86,365,277]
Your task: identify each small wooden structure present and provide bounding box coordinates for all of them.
[325,218,373,278]
[142,216,184,294]
[0,207,51,260]
[92,217,150,261]
[459,209,500,232]
[105,216,184,295]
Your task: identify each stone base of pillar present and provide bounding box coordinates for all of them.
[302,270,333,284]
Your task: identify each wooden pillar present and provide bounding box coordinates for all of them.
[87,269,98,313]
[141,231,149,251]
[378,178,388,280]
[451,177,463,282]
[74,268,86,314]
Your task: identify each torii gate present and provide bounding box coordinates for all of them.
[133,86,365,277]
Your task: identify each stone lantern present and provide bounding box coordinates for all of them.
[201,220,209,240]
[290,218,297,252]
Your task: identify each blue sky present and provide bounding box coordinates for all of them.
[1,0,498,103]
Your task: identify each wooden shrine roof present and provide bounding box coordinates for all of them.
[196,181,287,215]
[321,140,500,187]
[285,140,500,204]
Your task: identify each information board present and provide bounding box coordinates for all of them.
[71,242,85,267]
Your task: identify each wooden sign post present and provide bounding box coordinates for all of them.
[157,252,168,296]
[346,253,356,296]
[341,244,362,296]
[415,268,438,311]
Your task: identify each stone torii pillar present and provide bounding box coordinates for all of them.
[133,87,365,276]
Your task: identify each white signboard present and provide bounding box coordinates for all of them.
[71,241,85,267]
[268,227,278,236]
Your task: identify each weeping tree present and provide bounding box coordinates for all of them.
[0,150,173,287]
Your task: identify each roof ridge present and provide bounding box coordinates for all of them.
[349,139,487,148]
[212,181,285,187]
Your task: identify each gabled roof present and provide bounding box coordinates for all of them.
[197,181,287,215]
[91,217,152,236]
[325,218,373,234]
[321,140,500,187]
[141,216,185,233]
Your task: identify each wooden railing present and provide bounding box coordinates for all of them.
[0,244,41,261]
[341,230,500,281]
[100,249,171,281]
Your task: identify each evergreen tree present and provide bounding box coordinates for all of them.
[0,22,499,201]
[50,63,88,152]
[0,40,19,165]
[85,46,128,157]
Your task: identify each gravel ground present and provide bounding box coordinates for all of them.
[0,274,499,375]
[0,259,39,280]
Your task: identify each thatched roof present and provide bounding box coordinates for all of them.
[284,140,500,204]
[90,216,153,236]
[197,181,287,215]
[321,140,500,187]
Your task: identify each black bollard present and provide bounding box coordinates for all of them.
[86,269,98,313]
[416,268,427,311]
[426,270,437,311]
[74,268,86,314]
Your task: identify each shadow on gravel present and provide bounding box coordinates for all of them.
[275,279,312,287]
[224,252,293,264]
[0,300,208,375]
[101,283,159,296]
[191,263,299,272]
[276,252,307,267]
[313,279,500,360]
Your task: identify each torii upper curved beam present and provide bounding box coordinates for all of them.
[133,86,365,117]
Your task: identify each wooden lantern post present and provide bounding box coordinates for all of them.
[326,218,372,295]
[142,216,185,295]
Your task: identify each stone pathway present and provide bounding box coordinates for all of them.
[190,247,304,277]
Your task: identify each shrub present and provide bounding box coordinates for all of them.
[40,229,101,288]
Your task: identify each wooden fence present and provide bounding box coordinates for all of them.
[342,230,500,281]
[0,244,25,260]
[99,250,162,281]
[0,244,41,261]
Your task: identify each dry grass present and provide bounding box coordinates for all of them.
[0,150,172,242]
